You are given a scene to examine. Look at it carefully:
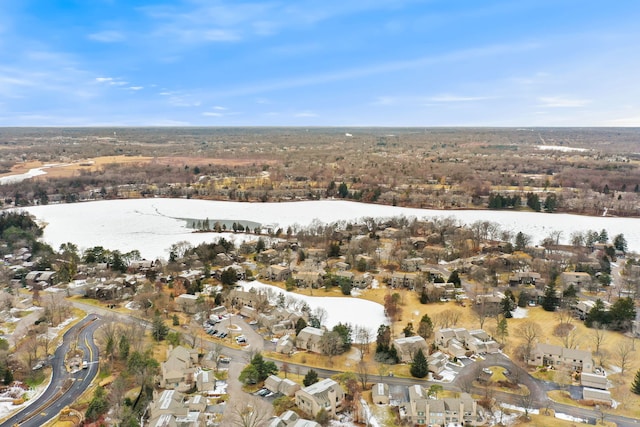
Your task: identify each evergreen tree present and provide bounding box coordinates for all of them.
[295,318,307,335]
[631,370,640,395]
[514,231,529,251]
[303,369,319,386]
[613,234,628,253]
[447,270,461,287]
[151,315,169,341]
[410,349,429,378]
[403,322,414,337]
[417,314,434,339]
[496,317,509,343]
[542,282,559,312]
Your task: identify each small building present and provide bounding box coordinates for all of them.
[265,375,302,397]
[267,265,291,282]
[276,335,296,354]
[393,336,429,363]
[292,271,325,288]
[371,383,390,405]
[390,272,419,289]
[175,293,199,314]
[560,272,592,290]
[295,327,325,353]
[428,351,449,375]
[581,372,609,390]
[582,388,613,406]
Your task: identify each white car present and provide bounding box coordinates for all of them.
[482,368,492,375]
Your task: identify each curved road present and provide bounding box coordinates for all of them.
[70,301,640,427]
[1,314,102,427]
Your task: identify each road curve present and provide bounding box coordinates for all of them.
[0,314,102,427]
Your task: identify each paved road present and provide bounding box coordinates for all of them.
[1,314,102,427]
[70,301,640,427]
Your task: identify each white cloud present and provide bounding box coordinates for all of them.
[88,30,125,43]
[538,96,590,108]
[294,111,318,117]
[95,76,128,86]
[202,112,223,117]
[128,86,144,91]
[428,94,490,102]
[212,105,227,110]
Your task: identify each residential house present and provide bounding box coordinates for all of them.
[265,375,301,397]
[404,386,483,427]
[295,378,344,417]
[227,289,268,309]
[276,335,296,354]
[25,270,57,287]
[147,390,207,427]
[266,411,322,427]
[528,343,594,372]
[175,293,200,314]
[401,257,427,272]
[306,248,327,261]
[508,271,542,286]
[428,351,449,375]
[354,254,375,270]
[435,328,467,358]
[371,383,390,405]
[267,265,291,282]
[195,368,216,392]
[85,282,125,300]
[292,270,325,288]
[390,272,419,289]
[436,328,499,357]
[393,336,430,363]
[257,248,279,264]
[296,327,325,353]
[560,272,592,290]
[160,346,199,390]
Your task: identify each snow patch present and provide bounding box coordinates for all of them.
[511,307,528,319]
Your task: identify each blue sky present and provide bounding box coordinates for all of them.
[1,1,639,126]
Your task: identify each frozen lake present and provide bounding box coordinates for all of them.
[238,280,387,333]
[19,198,640,259]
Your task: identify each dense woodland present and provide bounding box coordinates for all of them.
[0,127,639,216]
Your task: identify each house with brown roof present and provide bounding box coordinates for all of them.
[292,270,325,288]
[560,272,592,290]
[160,346,199,390]
[267,265,291,282]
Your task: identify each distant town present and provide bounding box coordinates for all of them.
[1,127,640,427]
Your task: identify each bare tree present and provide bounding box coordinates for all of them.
[616,339,635,375]
[228,397,270,427]
[312,307,328,327]
[435,309,462,329]
[356,360,370,390]
[516,321,542,361]
[591,323,607,360]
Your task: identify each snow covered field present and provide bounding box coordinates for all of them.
[238,280,387,333]
[20,198,640,260]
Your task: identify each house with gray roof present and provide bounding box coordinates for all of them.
[295,378,344,417]
[528,343,593,372]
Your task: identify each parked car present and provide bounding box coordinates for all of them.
[482,368,493,375]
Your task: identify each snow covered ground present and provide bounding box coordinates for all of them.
[20,199,640,260]
[238,280,387,332]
